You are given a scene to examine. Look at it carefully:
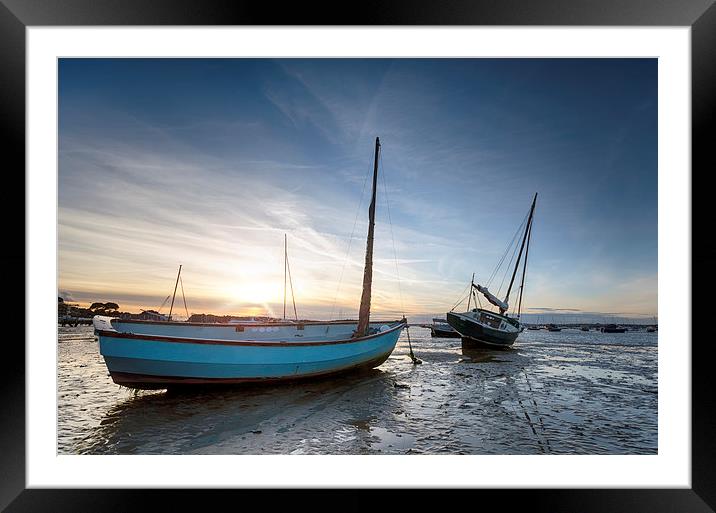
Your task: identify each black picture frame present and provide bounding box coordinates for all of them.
[4,0,713,511]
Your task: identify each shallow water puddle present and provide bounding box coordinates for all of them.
[368,426,415,452]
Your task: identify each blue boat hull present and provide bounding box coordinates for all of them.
[95,318,404,389]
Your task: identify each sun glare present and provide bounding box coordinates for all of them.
[223,281,280,305]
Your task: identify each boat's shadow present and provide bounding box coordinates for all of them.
[456,340,533,378]
[459,339,512,362]
[76,368,401,454]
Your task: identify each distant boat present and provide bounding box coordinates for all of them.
[600,324,626,333]
[527,325,541,331]
[580,326,590,331]
[546,324,562,332]
[93,137,406,389]
[138,310,168,322]
[447,194,538,348]
[430,318,461,338]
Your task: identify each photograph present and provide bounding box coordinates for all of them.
[57,57,658,456]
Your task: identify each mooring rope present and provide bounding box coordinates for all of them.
[522,367,552,452]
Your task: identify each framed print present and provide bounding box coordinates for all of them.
[5,0,714,511]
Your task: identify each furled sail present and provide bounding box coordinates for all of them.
[473,284,508,312]
[355,137,380,338]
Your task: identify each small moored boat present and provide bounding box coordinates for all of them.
[430,318,461,338]
[600,324,626,333]
[94,137,406,389]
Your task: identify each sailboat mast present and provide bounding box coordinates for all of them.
[284,234,287,320]
[356,137,380,337]
[503,193,537,310]
[168,264,182,321]
[467,273,474,311]
[517,205,535,317]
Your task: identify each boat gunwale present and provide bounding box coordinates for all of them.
[108,317,401,328]
[96,321,406,347]
[450,309,522,329]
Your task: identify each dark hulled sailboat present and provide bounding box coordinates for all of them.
[447,194,537,348]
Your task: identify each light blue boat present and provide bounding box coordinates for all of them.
[93,317,404,388]
[94,137,408,389]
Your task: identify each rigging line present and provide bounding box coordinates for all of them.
[378,147,419,365]
[486,210,529,288]
[179,275,189,320]
[328,152,373,320]
[449,281,472,311]
[168,265,182,321]
[286,249,298,321]
[496,201,532,299]
[379,149,405,317]
[511,285,523,317]
[496,228,522,298]
[486,207,530,286]
[156,294,171,313]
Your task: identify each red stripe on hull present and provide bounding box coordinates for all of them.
[114,318,400,328]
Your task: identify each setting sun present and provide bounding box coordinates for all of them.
[222,280,281,305]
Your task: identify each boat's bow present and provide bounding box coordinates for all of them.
[92,315,117,333]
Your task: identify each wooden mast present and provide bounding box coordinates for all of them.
[284,234,287,320]
[168,264,182,321]
[503,193,537,313]
[355,137,380,337]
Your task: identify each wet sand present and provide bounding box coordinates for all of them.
[58,325,657,454]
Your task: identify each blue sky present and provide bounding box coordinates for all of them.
[58,58,657,323]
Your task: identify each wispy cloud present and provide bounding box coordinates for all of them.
[58,58,658,318]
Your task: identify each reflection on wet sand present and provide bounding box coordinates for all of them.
[60,325,658,455]
[76,368,406,454]
[459,341,499,363]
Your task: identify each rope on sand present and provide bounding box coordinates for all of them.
[403,320,422,365]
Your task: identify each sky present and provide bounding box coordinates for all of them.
[58,58,657,323]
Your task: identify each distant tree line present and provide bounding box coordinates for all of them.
[58,297,286,323]
[58,297,122,319]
